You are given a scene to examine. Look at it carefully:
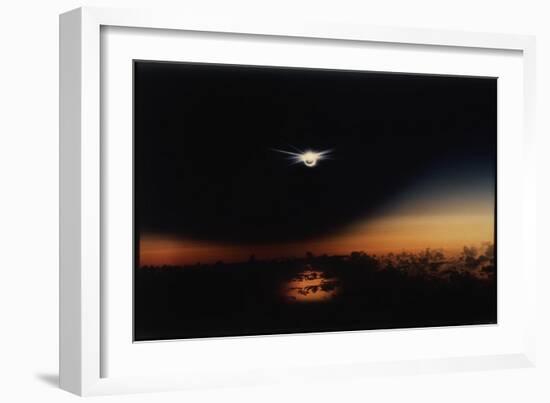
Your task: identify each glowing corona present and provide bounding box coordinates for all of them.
[272,147,332,168]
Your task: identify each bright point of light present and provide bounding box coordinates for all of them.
[301,151,320,167]
[272,147,332,168]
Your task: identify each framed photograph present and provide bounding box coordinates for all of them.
[60,7,537,396]
[133,61,499,341]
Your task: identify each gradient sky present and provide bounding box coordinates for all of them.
[139,166,494,266]
[134,61,496,267]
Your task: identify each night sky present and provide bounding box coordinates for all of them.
[134,61,496,264]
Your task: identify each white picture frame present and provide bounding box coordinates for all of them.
[60,6,537,396]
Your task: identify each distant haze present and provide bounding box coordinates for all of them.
[140,170,494,266]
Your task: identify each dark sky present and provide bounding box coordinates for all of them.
[134,61,496,244]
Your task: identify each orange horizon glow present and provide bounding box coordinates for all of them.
[139,189,495,266]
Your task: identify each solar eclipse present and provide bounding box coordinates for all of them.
[272,148,332,167]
